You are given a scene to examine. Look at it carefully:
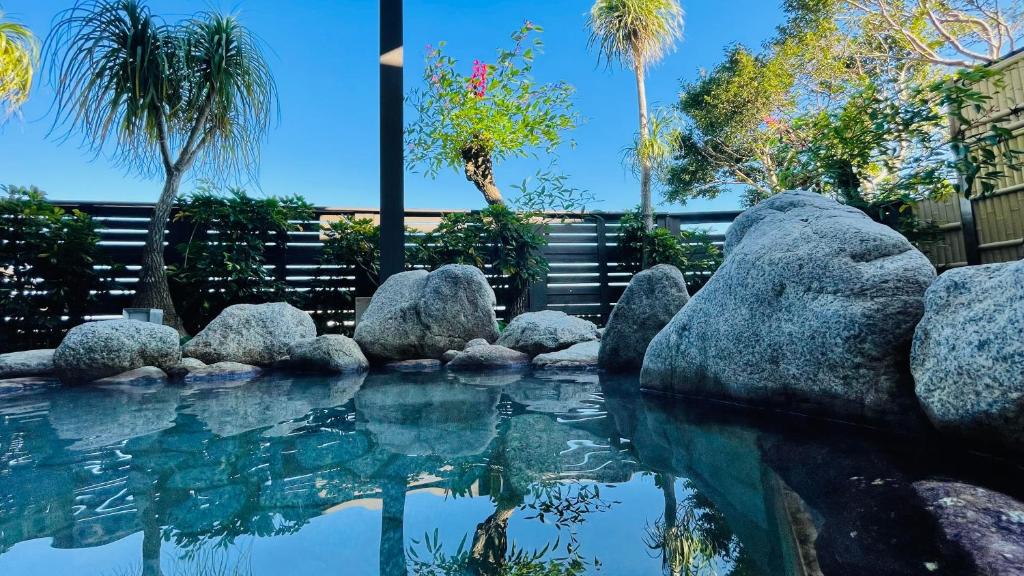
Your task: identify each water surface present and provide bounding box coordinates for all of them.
[0,370,1018,575]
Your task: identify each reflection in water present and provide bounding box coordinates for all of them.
[0,371,1018,575]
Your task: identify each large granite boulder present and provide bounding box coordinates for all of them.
[54,320,181,384]
[496,310,599,356]
[641,190,936,422]
[599,265,689,371]
[912,260,1024,453]
[183,302,316,366]
[288,335,369,373]
[915,481,1024,576]
[533,340,600,370]
[447,343,530,371]
[0,349,55,378]
[353,265,499,361]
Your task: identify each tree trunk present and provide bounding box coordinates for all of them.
[470,505,516,574]
[461,141,504,205]
[133,171,185,334]
[634,62,654,233]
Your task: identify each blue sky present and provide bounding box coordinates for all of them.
[0,1,784,212]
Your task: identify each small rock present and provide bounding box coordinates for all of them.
[287,334,369,373]
[915,481,1024,576]
[447,344,531,371]
[383,359,443,372]
[0,349,55,378]
[166,358,207,379]
[94,366,168,385]
[54,319,181,384]
[496,310,599,356]
[183,302,316,366]
[442,350,460,363]
[533,341,600,371]
[183,362,263,383]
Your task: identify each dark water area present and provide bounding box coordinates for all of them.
[0,370,1020,575]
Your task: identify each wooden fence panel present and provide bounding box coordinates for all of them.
[2,203,738,346]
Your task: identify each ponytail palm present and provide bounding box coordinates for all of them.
[48,0,276,332]
[588,0,683,231]
[0,12,39,116]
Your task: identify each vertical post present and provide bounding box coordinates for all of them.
[380,0,405,281]
[595,217,611,324]
[959,193,982,265]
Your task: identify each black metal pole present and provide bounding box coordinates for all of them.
[380,0,405,281]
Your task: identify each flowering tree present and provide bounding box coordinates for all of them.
[406,22,579,206]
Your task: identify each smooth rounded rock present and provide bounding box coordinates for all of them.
[447,344,531,371]
[166,358,207,379]
[54,320,181,384]
[0,349,55,378]
[354,265,499,362]
[183,362,263,383]
[288,334,369,373]
[599,265,689,371]
[641,191,936,422]
[496,310,599,356]
[383,359,443,372]
[94,366,169,385]
[533,340,600,371]
[183,302,316,366]
[912,260,1024,453]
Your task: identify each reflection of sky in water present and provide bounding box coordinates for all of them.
[0,370,1013,576]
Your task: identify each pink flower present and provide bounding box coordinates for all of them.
[469,59,488,98]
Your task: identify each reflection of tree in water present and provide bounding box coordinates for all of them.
[406,405,624,576]
[644,475,757,576]
[407,481,614,575]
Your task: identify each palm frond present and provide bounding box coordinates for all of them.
[587,0,684,69]
[0,11,40,116]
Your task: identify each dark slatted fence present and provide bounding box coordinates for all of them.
[13,202,739,337]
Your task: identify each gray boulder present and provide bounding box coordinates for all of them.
[54,320,181,384]
[0,349,55,378]
[912,260,1024,453]
[641,190,936,422]
[533,340,600,370]
[496,310,599,356]
[447,344,530,371]
[441,350,460,363]
[599,265,689,371]
[288,334,369,373]
[183,302,316,366]
[915,481,1024,576]
[354,265,499,362]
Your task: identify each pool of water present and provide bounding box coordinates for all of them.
[0,370,1020,575]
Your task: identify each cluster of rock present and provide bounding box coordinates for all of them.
[631,190,1023,459]
[4,191,1023,464]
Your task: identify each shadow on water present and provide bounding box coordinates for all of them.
[0,370,1020,575]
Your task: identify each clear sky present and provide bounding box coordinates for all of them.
[0,1,784,212]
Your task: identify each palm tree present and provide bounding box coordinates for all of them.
[48,0,276,333]
[0,11,39,116]
[588,0,683,231]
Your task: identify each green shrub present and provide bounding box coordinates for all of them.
[309,215,383,334]
[0,186,110,350]
[169,186,314,334]
[616,209,723,294]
